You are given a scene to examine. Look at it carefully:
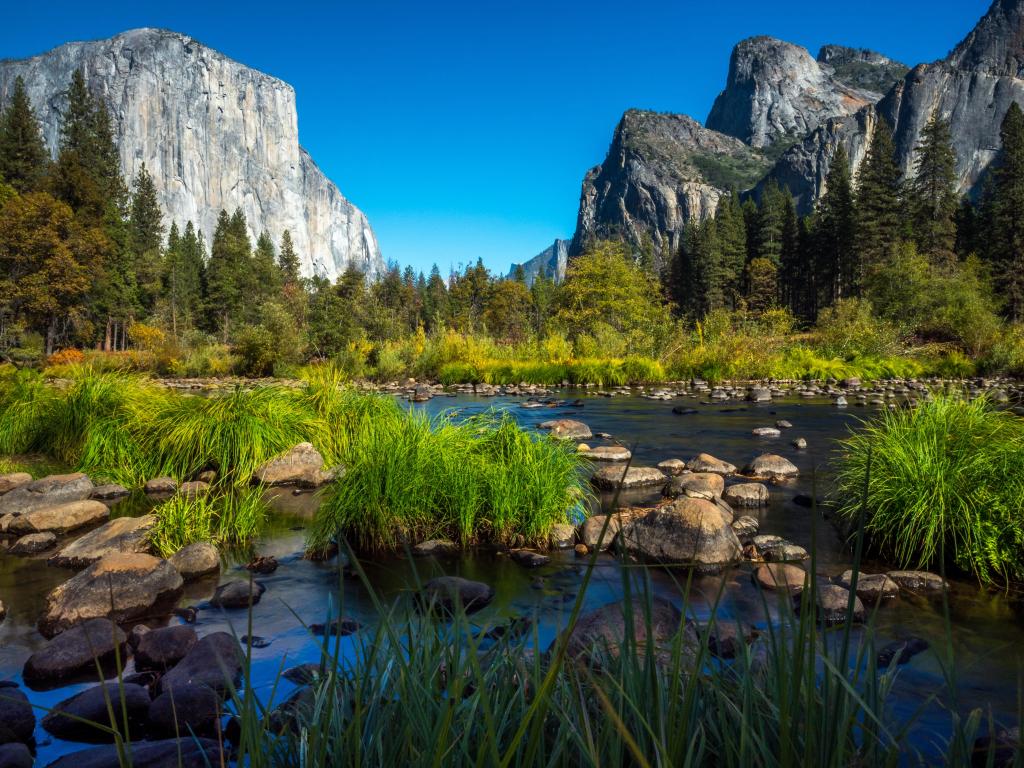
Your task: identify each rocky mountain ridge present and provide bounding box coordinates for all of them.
[0,28,383,280]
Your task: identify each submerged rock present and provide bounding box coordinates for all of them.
[538,419,593,440]
[42,682,150,742]
[210,580,265,609]
[619,497,743,571]
[510,549,550,568]
[168,542,220,581]
[686,453,736,476]
[419,576,494,615]
[876,637,929,668]
[7,499,109,536]
[0,472,93,516]
[0,743,32,768]
[411,539,458,557]
[39,553,184,638]
[591,465,666,490]
[48,514,156,568]
[23,618,127,682]
[0,687,34,745]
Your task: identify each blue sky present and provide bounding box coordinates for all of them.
[2,0,992,275]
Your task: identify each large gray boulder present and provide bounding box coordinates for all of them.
[252,443,326,486]
[723,482,769,507]
[0,472,93,515]
[6,499,109,536]
[23,618,127,682]
[686,453,736,476]
[591,466,666,490]
[168,542,220,581]
[619,497,743,571]
[39,553,183,638]
[538,419,592,440]
[158,632,243,696]
[663,472,724,500]
[48,514,156,568]
[743,454,799,480]
[0,473,31,496]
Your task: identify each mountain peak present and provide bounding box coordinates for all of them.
[947,0,1024,76]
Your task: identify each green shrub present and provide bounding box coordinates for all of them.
[837,395,1024,584]
[814,298,902,359]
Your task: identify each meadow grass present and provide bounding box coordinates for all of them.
[836,394,1024,585]
[148,487,270,557]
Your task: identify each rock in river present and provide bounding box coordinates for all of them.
[656,458,688,476]
[8,531,57,555]
[252,443,326,486]
[619,497,743,571]
[210,580,266,609]
[753,563,808,595]
[0,473,31,496]
[0,743,32,768]
[836,570,899,604]
[39,553,184,638]
[538,419,592,440]
[48,514,156,568]
[419,576,494,614]
[0,686,34,745]
[6,499,109,536]
[134,625,198,671]
[168,542,220,581]
[144,477,178,495]
[886,570,948,596]
[149,683,223,737]
[743,454,799,480]
[158,632,244,696]
[23,618,127,683]
[578,445,632,461]
[42,682,150,742]
[556,598,696,667]
[591,465,666,490]
[89,484,129,501]
[579,512,634,551]
[723,482,769,507]
[45,737,223,768]
[664,472,724,500]
[686,453,736,476]
[411,539,458,557]
[0,472,93,515]
[801,584,865,626]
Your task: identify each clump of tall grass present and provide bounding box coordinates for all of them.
[837,395,1024,584]
[0,368,55,454]
[149,487,270,556]
[310,409,588,551]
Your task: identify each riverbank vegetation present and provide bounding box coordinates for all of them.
[3,73,1024,385]
[0,367,588,549]
[837,395,1024,585]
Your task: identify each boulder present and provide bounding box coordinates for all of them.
[419,576,494,614]
[45,737,223,768]
[42,682,150,742]
[134,625,198,671]
[168,542,220,581]
[836,570,899,604]
[556,598,696,667]
[244,555,278,574]
[656,458,688,476]
[664,472,724,500]
[510,549,550,568]
[0,743,31,768]
[22,618,127,682]
[8,531,57,555]
[578,445,631,461]
[144,477,178,495]
[48,514,156,568]
[760,540,809,562]
[591,465,666,490]
[579,512,634,551]
[686,453,736,476]
[148,684,222,737]
[538,419,593,440]
[791,437,808,450]
[176,481,210,500]
[723,482,769,507]
[751,427,781,438]
[886,570,948,596]
[731,515,760,540]
[548,523,576,548]
[0,687,34,745]
[89,484,129,501]
[0,472,93,516]
[7,499,109,536]
[158,632,243,696]
[411,539,458,557]
[746,388,772,402]
[619,497,743,571]
[210,580,265,609]
[753,563,808,594]
[743,454,799,480]
[0,473,31,496]
[801,584,865,625]
[39,553,184,638]
[252,443,325,486]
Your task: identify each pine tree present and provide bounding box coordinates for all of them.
[424,264,449,331]
[815,144,858,305]
[128,163,164,314]
[205,209,251,340]
[252,231,282,311]
[0,76,49,192]
[715,191,748,310]
[983,102,1024,319]
[278,229,301,285]
[778,191,801,313]
[856,117,903,276]
[908,114,959,269]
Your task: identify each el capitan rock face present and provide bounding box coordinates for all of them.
[568,110,769,270]
[706,36,880,150]
[0,28,383,281]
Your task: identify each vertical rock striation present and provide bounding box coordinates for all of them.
[0,28,383,280]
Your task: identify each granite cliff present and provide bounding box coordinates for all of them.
[0,28,383,280]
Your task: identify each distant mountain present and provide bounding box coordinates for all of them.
[508,238,569,285]
[0,28,383,280]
